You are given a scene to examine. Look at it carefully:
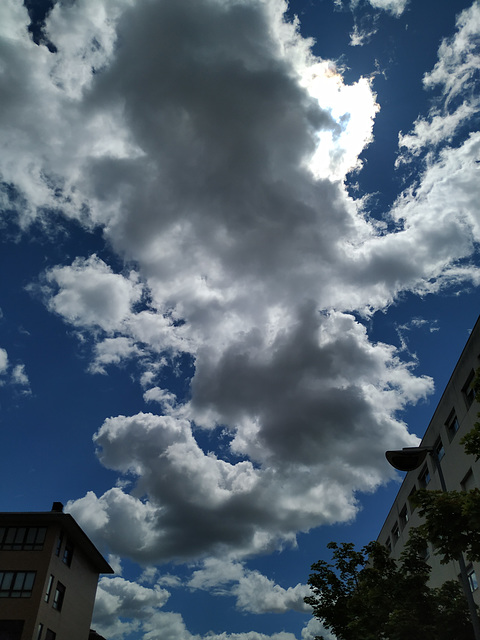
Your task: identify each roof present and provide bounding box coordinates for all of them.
[0,507,114,574]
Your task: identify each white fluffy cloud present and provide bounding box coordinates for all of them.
[398,1,480,160]
[0,348,8,375]
[93,575,170,639]
[92,568,311,640]
[189,558,310,614]
[1,0,480,606]
[67,311,432,562]
[44,255,143,333]
[0,346,30,392]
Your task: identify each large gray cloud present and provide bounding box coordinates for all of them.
[1,0,479,588]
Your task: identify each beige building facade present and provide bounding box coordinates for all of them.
[0,503,113,640]
[378,316,480,603]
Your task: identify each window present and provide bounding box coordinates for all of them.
[45,574,54,602]
[45,630,56,640]
[391,522,400,544]
[467,566,478,592]
[434,437,445,462]
[420,544,430,560]
[52,582,65,611]
[408,486,418,512]
[462,370,476,410]
[36,624,44,640]
[0,571,36,597]
[62,541,74,567]
[418,465,431,488]
[399,504,409,529]
[0,526,46,550]
[385,538,392,553]
[55,532,63,557]
[445,410,460,441]
[461,469,476,492]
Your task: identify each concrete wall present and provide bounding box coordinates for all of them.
[378,318,480,604]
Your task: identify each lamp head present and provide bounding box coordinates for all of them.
[385,447,431,472]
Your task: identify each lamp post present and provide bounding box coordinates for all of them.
[385,446,480,640]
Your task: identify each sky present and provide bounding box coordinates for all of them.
[1,0,480,638]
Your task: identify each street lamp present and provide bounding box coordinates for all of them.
[386,446,480,640]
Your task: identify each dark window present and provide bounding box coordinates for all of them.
[419,465,431,488]
[45,630,56,640]
[0,620,24,640]
[420,544,430,560]
[0,571,36,597]
[408,486,418,512]
[399,505,409,529]
[467,566,478,592]
[0,526,46,550]
[385,538,392,553]
[462,370,476,410]
[45,574,54,602]
[461,469,475,492]
[55,532,63,557]
[36,623,44,640]
[52,582,65,611]
[62,541,74,567]
[445,410,460,441]
[434,437,445,462]
[391,522,400,544]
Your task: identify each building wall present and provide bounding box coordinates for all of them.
[378,318,480,603]
[0,510,112,640]
[0,523,58,640]
[32,529,101,640]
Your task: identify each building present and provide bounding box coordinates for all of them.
[0,502,113,640]
[378,316,480,603]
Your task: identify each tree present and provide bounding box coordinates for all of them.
[305,537,474,640]
[305,369,480,639]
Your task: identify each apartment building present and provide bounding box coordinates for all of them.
[378,316,480,604]
[0,502,113,640]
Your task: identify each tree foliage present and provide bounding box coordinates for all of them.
[305,368,480,640]
[411,488,480,563]
[305,538,474,640]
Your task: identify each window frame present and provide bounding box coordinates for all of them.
[62,541,74,567]
[0,570,36,598]
[467,565,478,592]
[462,370,476,410]
[0,526,47,551]
[52,581,65,611]
[434,437,445,462]
[445,409,460,442]
[45,574,54,603]
[418,465,431,488]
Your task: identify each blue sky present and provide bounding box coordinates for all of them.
[1,0,480,638]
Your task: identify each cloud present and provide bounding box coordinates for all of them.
[336,0,408,17]
[0,347,30,392]
[366,0,408,17]
[398,1,480,159]
[43,255,143,333]
[0,348,8,375]
[93,575,170,639]
[301,618,336,640]
[92,567,308,640]
[189,558,310,614]
[67,314,430,563]
[2,0,480,579]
